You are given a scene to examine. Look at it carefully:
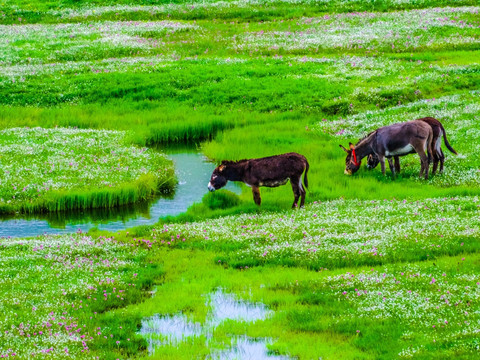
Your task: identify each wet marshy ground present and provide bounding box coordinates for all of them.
[140,289,290,360]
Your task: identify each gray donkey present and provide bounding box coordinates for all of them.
[340,120,433,179]
[366,117,457,174]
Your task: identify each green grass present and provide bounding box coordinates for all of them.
[128,211,480,359]
[151,196,480,270]
[0,233,163,359]
[3,198,479,359]
[0,128,176,213]
[1,8,479,207]
[1,0,479,25]
[1,0,480,359]
[132,197,479,359]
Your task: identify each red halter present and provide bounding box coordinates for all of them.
[351,148,360,166]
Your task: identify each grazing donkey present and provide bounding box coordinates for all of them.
[340,120,433,179]
[367,117,457,174]
[208,152,309,208]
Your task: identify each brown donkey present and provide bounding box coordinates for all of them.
[340,120,433,179]
[367,117,457,174]
[208,152,309,208]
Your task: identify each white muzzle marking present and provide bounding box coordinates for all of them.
[208,182,215,192]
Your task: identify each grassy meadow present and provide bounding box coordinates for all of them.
[0,0,479,359]
[0,127,176,213]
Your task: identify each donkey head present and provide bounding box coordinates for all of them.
[208,163,228,191]
[366,153,380,169]
[340,143,361,175]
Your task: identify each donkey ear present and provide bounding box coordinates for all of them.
[339,144,349,153]
[349,143,355,150]
[218,164,226,172]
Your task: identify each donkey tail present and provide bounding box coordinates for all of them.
[303,159,309,190]
[439,122,458,155]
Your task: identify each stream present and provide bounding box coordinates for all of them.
[0,146,240,238]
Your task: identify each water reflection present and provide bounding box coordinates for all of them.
[140,313,202,352]
[209,336,290,360]
[140,289,290,360]
[206,289,272,328]
[0,146,240,238]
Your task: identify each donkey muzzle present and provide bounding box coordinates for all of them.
[207,182,216,192]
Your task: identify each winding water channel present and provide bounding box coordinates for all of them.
[0,146,240,238]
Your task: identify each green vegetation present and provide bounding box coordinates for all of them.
[2,198,478,358]
[115,197,480,359]
[0,0,479,359]
[0,128,175,213]
[0,233,163,359]
[1,1,479,208]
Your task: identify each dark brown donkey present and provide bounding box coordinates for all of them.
[367,117,457,174]
[208,152,309,208]
[340,120,433,179]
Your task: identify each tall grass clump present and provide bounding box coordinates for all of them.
[202,190,241,210]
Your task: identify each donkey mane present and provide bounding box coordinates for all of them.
[356,130,377,147]
[221,159,249,165]
[221,154,285,166]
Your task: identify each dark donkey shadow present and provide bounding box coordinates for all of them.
[208,152,309,208]
[366,117,457,174]
[340,120,433,179]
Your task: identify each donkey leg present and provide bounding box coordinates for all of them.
[394,156,401,173]
[432,157,439,175]
[298,177,306,208]
[252,186,261,206]
[387,158,396,178]
[439,148,445,173]
[379,155,386,176]
[416,147,429,180]
[421,154,430,180]
[432,145,439,174]
[425,155,430,180]
[290,178,301,208]
[436,138,445,173]
[432,137,440,174]
[411,142,429,179]
[419,159,426,179]
[428,135,435,178]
